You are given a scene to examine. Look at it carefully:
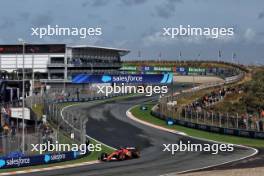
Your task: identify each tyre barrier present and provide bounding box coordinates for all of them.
[151,111,264,139]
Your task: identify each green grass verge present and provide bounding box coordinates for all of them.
[131,104,264,148]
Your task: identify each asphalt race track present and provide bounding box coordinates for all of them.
[21,96,256,176]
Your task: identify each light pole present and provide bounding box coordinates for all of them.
[87,63,93,95]
[31,52,35,97]
[29,48,35,108]
[18,38,26,154]
[86,62,93,74]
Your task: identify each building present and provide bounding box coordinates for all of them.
[0,44,130,81]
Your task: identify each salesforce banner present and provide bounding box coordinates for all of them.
[72,73,173,84]
[0,151,82,169]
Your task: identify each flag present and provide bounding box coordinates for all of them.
[138,50,141,58]
[218,50,221,58]
[232,52,236,59]
[232,52,236,63]
[158,52,162,59]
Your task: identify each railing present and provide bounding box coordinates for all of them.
[151,110,264,139]
[151,70,261,138]
[0,100,43,156]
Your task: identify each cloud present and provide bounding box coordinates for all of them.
[244,28,256,41]
[31,14,53,27]
[257,10,264,19]
[81,1,89,7]
[112,40,130,48]
[36,34,103,46]
[142,31,175,46]
[142,28,238,47]
[155,0,182,19]
[0,17,15,29]
[0,38,4,44]
[114,25,126,31]
[82,0,108,7]
[120,0,147,6]
[19,12,30,21]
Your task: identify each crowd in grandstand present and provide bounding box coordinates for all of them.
[180,86,264,131]
[189,87,244,111]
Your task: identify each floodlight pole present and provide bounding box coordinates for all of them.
[32,54,35,97]
[19,39,26,154]
[88,63,93,74]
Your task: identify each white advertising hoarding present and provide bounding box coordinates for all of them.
[10,108,30,120]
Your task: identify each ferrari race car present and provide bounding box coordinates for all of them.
[99,147,140,161]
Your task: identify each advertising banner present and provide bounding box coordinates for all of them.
[120,66,137,71]
[140,66,154,72]
[153,67,172,72]
[188,67,206,73]
[176,67,188,75]
[0,151,82,169]
[72,73,173,84]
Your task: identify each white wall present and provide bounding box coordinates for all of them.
[0,54,65,73]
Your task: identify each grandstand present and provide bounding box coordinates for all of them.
[0,44,129,81]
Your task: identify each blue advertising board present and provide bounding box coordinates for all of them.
[0,151,83,169]
[176,67,188,75]
[72,73,173,84]
[166,118,174,126]
[140,66,154,72]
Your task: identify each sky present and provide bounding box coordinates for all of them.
[0,0,263,65]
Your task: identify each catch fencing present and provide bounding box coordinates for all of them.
[151,72,264,138]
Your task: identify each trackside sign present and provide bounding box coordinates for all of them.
[72,73,173,84]
[0,151,82,169]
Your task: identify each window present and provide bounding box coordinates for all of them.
[50,57,64,64]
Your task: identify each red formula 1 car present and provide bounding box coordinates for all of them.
[99,147,140,161]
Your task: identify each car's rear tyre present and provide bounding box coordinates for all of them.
[132,149,140,158]
[118,154,125,161]
[99,152,108,161]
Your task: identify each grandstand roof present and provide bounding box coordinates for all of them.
[67,45,130,56]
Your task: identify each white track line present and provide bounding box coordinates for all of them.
[126,106,258,176]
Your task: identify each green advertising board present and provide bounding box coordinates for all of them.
[120,66,137,71]
[188,67,206,73]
